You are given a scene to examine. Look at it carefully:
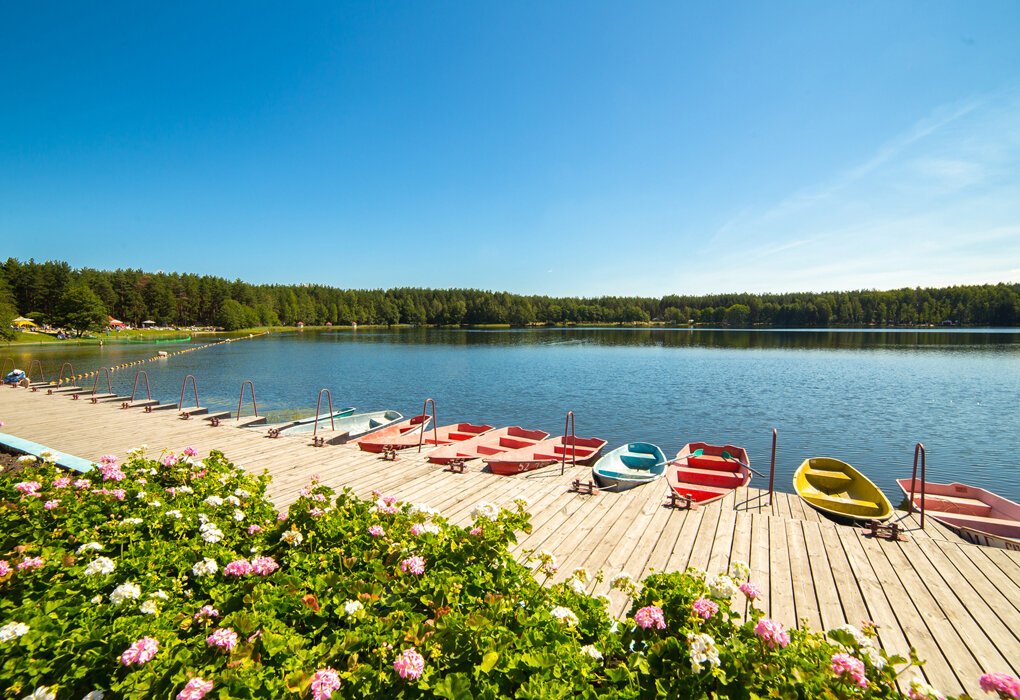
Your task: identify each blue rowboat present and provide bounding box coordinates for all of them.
[592,442,669,491]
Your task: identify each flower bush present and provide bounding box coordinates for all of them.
[0,447,1011,698]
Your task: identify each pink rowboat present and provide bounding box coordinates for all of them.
[484,435,607,476]
[427,426,550,465]
[896,479,1020,551]
[666,442,752,505]
[357,422,494,453]
[351,414,431,452]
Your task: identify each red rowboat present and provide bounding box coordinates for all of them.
[666,442,752,505]
[427,426,550,465]
[351,414,431,451]
[896,479,1020,551]
[357,422,494,453]
[484,434,607,475]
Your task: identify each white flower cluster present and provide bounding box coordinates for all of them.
[729,561,750,583]
[83,557,116,577]
[579,644,603,660]
[707,574,738,600]
[513,496,531,510]
[343,600,362,616]
[421,522,441,534]
[203,495,224,508]
[177,485,194,494]
[609,572,633,589]
[140,599,160,615]
[407,503,440,518]
[471,502,499,521]
[281,529,303,546]
[119,518,143,527]
[164,510,183,519]
[82,691,105,700]
[232,509,245,522]
[127,444,147,458]
[233,488,250,498]
[686,566,708,582]
[199,523,224,544]
[109,582,141,605]
[549,606,579,627]
[17,455,37,463]
[568,578,587,595]
[76,542,103,554]
[687,632,721,672]
[135,491,147,499]
[0,621,30,643]
[225,495,241,506]
[192,558,219,577]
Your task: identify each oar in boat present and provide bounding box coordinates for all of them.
[721,450,766,478]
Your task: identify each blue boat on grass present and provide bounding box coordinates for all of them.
[592,442,669,491]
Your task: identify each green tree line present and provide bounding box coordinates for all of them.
[2,258,1018,336]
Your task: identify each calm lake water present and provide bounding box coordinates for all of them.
[5,327,1020,503]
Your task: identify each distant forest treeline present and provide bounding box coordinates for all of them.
[2,258,1018,331]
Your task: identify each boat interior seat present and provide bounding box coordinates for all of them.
[620,454,658,469]
[806,492,882,514]
[599,467,656,480]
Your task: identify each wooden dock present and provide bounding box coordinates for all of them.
[2,386,1019,697]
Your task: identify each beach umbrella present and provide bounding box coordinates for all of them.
[142,320,156,326]
[12,317,38,327]
[108,316,127,327]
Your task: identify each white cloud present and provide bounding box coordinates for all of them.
[678,89,1020,294]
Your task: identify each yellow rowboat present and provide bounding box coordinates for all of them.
[793,457,893,523]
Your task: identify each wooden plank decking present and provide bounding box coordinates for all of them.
[2,386,1018,697]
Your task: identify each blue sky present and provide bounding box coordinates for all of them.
[2,2,1019,296]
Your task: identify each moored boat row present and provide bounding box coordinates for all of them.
[259,406,1020,551]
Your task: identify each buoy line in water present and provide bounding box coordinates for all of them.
[51,332,269,385]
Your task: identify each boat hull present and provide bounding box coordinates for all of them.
[427,427,549,465]
[592,442,667,491]
[666,442,751,506]
[485,435,606,475]
[795,458,893,523]
[357,422,494,453]
[352,415,431,452]
[895,478,1020,549]
[281,410,404,444]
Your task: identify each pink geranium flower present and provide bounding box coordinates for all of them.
[251,556,279,576]
[247,524,263,534]
[100,454,118,464]
[0,560,11,576]
[400,556,425,575]
[44,500,60,510]
[52,477,71,489]
[368,525,385,537]
[393,647,425,680]
[121,636,159,666]
[193,605,219,621]
[161,453,178,467]
[410,523,425,536]
[754,618,790,649]
[692,597,718,620]
[634,605,666,630]
[980,672,1020,699]
[832,652,867,688]
[17,557,44,570]
[311,667,342,700]
[224,559,254,577]
[177,678,213,700]
[206,628,238,652]
[739,582,761,599]
[469,527,483,536]
[183,446,198,457]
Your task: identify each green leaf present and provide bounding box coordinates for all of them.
[479,651,499,674]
